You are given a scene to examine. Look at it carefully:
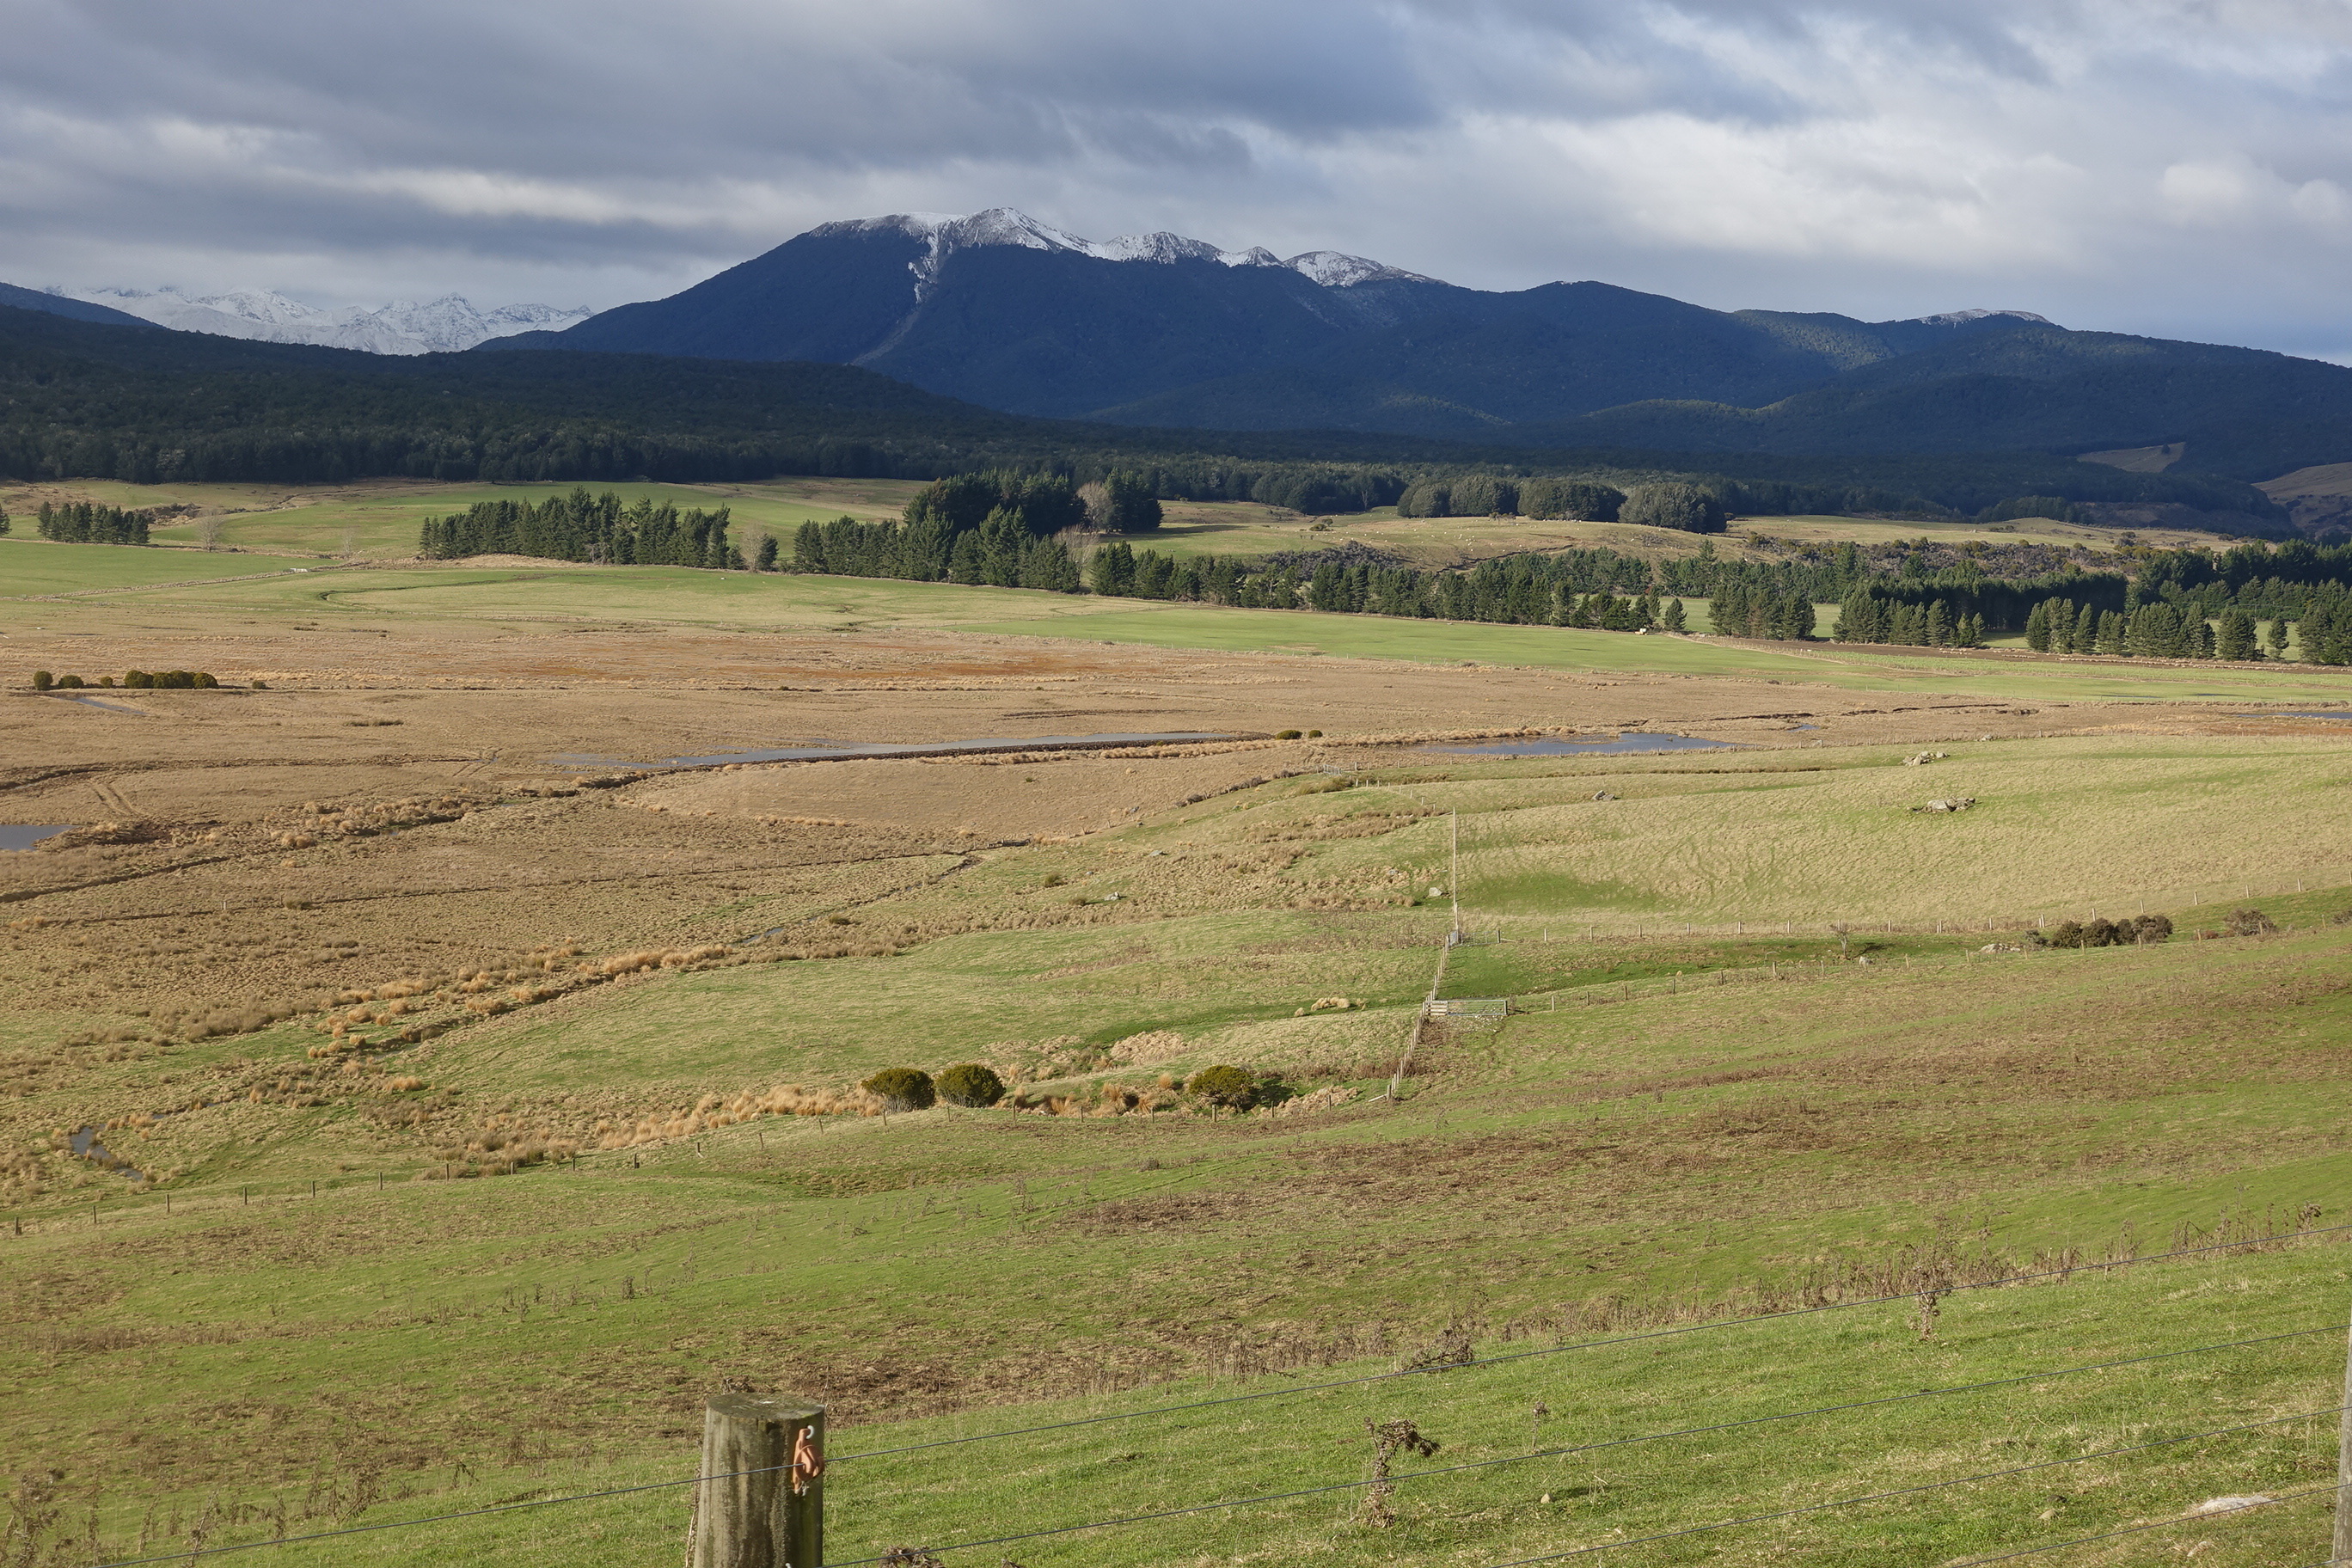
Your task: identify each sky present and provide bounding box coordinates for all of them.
[5,0,2352,359]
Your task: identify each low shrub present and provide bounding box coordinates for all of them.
[861,1067,936,1112]
[30,671,52,690]
[2033,913,2172,948]
[1276,729,1303,739]
[935,1063,1004,1107]
[1186,1064,1259,1108]
[2226,908,2278,937]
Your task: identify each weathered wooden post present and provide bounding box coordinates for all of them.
[693,1394,824,1568]
[2334,1301,2352,1565]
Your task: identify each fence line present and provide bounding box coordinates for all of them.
[83,1458,803,1568]
[67,1271,2350,1566]
[832,1221,2352,1462]
[1463,1427,2345,1568]
[1945,1485,2343,1566]
[821,1405,2346,1567]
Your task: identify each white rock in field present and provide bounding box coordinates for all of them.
[2186,1494,2273,1516]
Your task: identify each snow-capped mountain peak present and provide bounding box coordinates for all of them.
[823,208,1432,296]
[1909,308,2056,328]
[55,285,592,354]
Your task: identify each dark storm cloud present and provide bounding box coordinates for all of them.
[2,0,2349,358]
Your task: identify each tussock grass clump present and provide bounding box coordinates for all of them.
[594,1082,886,1148]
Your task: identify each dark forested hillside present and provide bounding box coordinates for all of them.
[0,302,2291,527]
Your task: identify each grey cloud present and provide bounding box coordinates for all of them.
[0,0,2348,364]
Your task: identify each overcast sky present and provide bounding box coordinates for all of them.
[5,0,2351,358]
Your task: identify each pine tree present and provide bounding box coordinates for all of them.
[2073,603,2098,653]
[1924,601,1951,646]
[1087,541,1136,596]
[1661,598,1687,633]
[2216,607,2256,661]
[2095,609,2126,656]
[2266,618,2291,658]
[2024,601,2051,652]
[754,536,779,572]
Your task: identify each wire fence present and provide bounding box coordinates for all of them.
[61,1220,2352,1568]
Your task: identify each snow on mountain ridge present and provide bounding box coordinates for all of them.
[1908,308,2056,328]
[823,208,1434,294]
[57,286,592,353]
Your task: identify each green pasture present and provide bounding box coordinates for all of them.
[3,477,920,560]
[9,903,2352,1565]
[14,542,2337,705]
[0,536,320,594]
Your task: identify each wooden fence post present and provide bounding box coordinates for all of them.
[2334,1300,2352,1565]
[693,1393,824,1568]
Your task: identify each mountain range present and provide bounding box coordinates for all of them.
[487,207,2352,479]
[44,285,591,354]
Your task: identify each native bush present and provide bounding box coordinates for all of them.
[1186,1064,1259,1108]
[861,1067,936,1112]
[935,1063,1004,1107]
[2226,908,2278,937]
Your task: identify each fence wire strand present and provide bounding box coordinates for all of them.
[822,1402,2343,1565]
[1943,1483,2340,1565]
[83,1459,796,1568]
[1460,1413,2345,1568]
[834,1221,2352,1461]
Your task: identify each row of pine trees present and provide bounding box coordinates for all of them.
[2024,596,2288,660]
[416,490,741,568]
[35,501,150,545]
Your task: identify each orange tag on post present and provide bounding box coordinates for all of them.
[791,1425,824,1495]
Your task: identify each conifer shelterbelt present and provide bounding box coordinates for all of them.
[417,488,741,567]
[35,500,150,545]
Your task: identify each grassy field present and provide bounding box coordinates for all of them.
[0,535,322,592]
[6,549,2337,703]
[7,478,2233,570]
[9,898,2351,1565]
[4,535,2351,1567]
[0,476,921,560]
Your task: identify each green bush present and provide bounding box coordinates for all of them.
[1275,729,1303,739]
[2035,912,2173,948]
[55,674,83,689]
[936,1063,1005,1107]
[1186,1064,1259,1108]
[30,671,52,691]
[861,1067,936,1112]
[2225,908,2277,937]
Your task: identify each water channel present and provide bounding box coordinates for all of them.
[1423,732,1744,756]
[551,731,1241,769]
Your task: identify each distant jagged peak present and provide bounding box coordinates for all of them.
[1909,308,2057,328]
[816,207,1432,291]
[58,285,591,352]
